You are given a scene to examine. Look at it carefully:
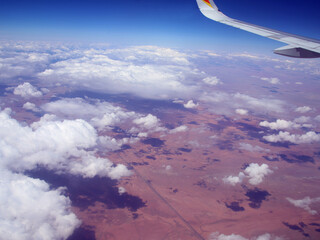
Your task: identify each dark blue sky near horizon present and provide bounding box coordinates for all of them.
[0,0,319,53]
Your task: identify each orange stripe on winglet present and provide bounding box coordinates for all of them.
[203,0,212,8]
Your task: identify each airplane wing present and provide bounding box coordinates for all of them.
[196,0,320,58]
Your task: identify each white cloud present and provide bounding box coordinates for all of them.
[200,92,285,115]
[0,170,80,240]
[169,125,188,134]
[263,131,320,144]
[184,100,198,109]
[223,163,272,186]
[97,135,133,152]
[0,106,132,239]
[209,232,283,240]
[107,45,191,66]
[165,165,172,171]
[223,172,245,186]
[244,163,273,185]
[0,43,52,79]
[315,115,320,122]
[228,53,261,59]
[0,108,131,179]
[287,196,320,215]
[37,46,201,100]
[259,119,300,130]
[42,98,168,137]
[42,98,144,131]
[43,98,133,120]
[133,114,158,129]
[118,187,126,195]
[13,82,43,98]
[209,232,247,240]
[132,114,165,133]
[235,109,248,115]
[261,77,280,85]
[203,76,221,86]
[233,93,284,113]
[0,43,211,100]
[207,52,220,57]
[23,102,40,112]
[295,106,312,113]
[239,143,270,153]
[294,116,311,123]
[295,82,303,85]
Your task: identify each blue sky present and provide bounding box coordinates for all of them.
[0,0,319,53]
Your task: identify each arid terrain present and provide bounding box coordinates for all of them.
[1,42,319,240]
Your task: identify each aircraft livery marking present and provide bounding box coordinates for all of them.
[203,0,213,8]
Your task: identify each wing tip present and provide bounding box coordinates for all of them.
[274,45,320,58]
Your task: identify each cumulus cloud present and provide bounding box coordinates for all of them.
[203,76,221,86]
[118,187,126,195]
[132,114,166,134]
[169,125,188,134]
[209,232,283,240]
[133,114,159,129]
[0,170,81,240]
[42,98,164,135]
[235,109,248,115]
[259,119,300,130]
[43,98,167,138]
[0,108,132,239]
[261,77,280,84]
[13,82,43,98]
[42,98,136,128]
[184,100,198,109]
[244,163,273,185]
[263,131,320,144]
[295,106,312,113]
[223,163,272,186]
[0,108,131,179]
[98,135,138,152]
[287,196,320,215]
[239,143,270,153]
[23,102,40,112]
[315,115,320,122]
[223,172,245,186]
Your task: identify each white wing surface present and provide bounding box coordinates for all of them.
[196,0,320,58]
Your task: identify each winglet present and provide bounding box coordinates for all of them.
[274,45,320,58]
[196,0,228,22]
[202,0,218,10]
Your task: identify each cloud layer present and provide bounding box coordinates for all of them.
[36,46,202,100]
[209,232,283,240]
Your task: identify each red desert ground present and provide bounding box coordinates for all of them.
[0,42,319,240]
